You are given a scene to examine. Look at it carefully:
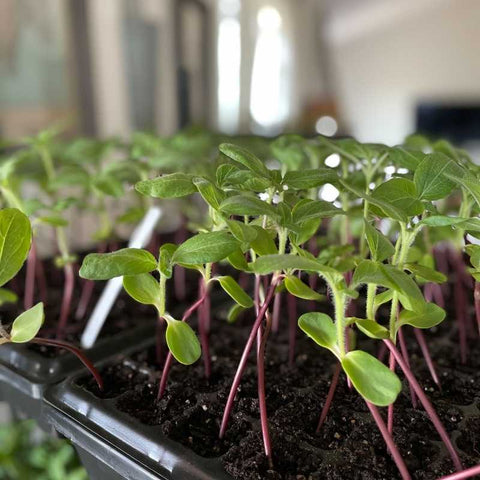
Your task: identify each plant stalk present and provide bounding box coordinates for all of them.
[316,363,341,433]
[438,465,480,480]
[24,241,37,310]
[414,328,441,389]
[56,263,75,339]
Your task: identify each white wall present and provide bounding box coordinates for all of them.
[325,0,480,145]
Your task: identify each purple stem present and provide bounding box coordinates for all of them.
[287,293,297,367]
[377,342,388,363]
[256,310,273,466]
[271,292,282,333]
[157,288,208,399]
[365,401,411,480]
[397,327,418,407]
[474,282,480,335]
[56,263,75,339]
[316,363,341,433]
[438,465,480,480]
[219,278,278,439]
[384,339,462,471]
[198,283,212,378]
[414,328,441,389]
[32,337,103,390]
[35,254,48,305]
[24,241,37,310]
[387,352,396,434]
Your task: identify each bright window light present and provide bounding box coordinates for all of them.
[319,183,339,202]
[325,153,340,168]
[315,116,338,136]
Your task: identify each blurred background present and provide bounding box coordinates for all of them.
[1,0,480,155]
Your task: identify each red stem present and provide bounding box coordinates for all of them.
[256,311,273,465]
[198,282,211,378]
[157,288,208,399]
[438,465,480,480]
[387,351,396,434]
[384,339,462,471]
[316,363,341,433]
[271,292,281,333]
[414,328,441,389]
[365,401,411,480]
[219,278,278,439]
[398,327,418,407]
[24,241,37,310]
[35,255,48,305]
[32,337,103,390]
[287,293,297,367]
[474,282,480,336]
[56,263,75,339]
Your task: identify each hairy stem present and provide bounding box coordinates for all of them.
[32,338,103,390]
[271,292,282,333]
[384,339,462,471]
[219,278,278,439]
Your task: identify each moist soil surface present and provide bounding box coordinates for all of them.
[79,295,480,480]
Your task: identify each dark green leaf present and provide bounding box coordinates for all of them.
[250,226,278,256]
[226,220,258,243]
[135,173,196,198]
[193,177,226,210]
[220,195,277,217]
[403,263,446,283]
[282,169,338,190]
[292,199,344,224]
[370,178,424,217]
[159,243,178,278]
[364,221,395,262]
[219,143,269,178]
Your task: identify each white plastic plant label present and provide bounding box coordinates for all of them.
[81,206,162,349]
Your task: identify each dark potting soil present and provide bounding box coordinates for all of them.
[78,297,480,480]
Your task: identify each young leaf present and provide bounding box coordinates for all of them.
[341,350,402,406]
[216,276,254,308]
[135,173,196,198]
[220,195,277,218]
[284,275,324,301]
[0,288,17,306]
[292,199,344,224]
[219,143,269,178]
[227,248,250,271]
[250,226,278,256]
[0,208,32,287]
[364,221,395,262]
[172,231,239,265]
[226,220,258,243]
[165,319,201,365]
[227,303,245,323]
[38,216,69,227]
[354,319,390,339]
[123,274,160,308]
[398,303,446,329]
[298,312,337,351]
[193,177,226,210]
[370,178,424,217]
[282,169,338,190]
[10,303,44,343]
[159,243,178,278]
[414,153,461,201]
[403,263,446,284]
[79,248,157,280]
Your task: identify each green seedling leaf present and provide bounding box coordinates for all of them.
[250,226,277,256]
[80,248,157,280]
[165,319,201,365]
[418,216,480,237]
[374,289,394,309]
[353,260,424,310]
[159,243,177,278]
[292,199,344,224]
[0,288,17,306]
[38,216,69,227]
[284,275,324,301]
[227,248,250,271]
[291,217,322,245]
[370,178,424,217]
[0,208,32,287]
[220,195,277,218]
[398,302,446,329]
[282,169,338,190]
[465,244,480,269]
[354,319,390,339]
[193,177,226,210]
[388,147,424,170]
[404,263,446,283]
[298,312,337,351]
[227,303,245,323]
[226,220,258,243]
[93,176,124,198]
[216,164,239,187]
[252,254,343,285]
[414,153,462,201]
[123,274,160,308]
[364,221,395,262]
[172,231,239,265]
[10,303,44,343]
[216,276,253,308]
[135,173,196,198]
[341,350,402,406]
[219,143,269,178]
